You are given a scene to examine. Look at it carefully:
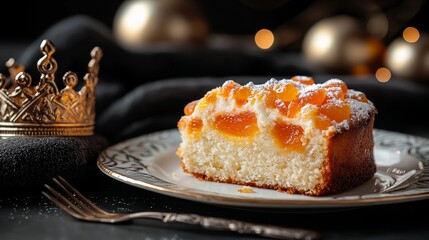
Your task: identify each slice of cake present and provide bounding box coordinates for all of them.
[176,76,377,196]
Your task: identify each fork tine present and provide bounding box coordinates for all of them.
[52,177,113,218]
[41,191,84,219]
[45,177,107,220]
[56,176,117,216]
[42,186,88,220]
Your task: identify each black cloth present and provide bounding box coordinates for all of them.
[0,135,108,195]
[2,14,429,193]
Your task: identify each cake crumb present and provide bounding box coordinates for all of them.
[238,186,255,193]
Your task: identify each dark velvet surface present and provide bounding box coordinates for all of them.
[1,15,429,240]
[0,135,108,195]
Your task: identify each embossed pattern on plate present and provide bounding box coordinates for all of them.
[97,128,429,208]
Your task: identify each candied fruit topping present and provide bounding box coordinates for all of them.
[285,100,300,118]
[233,86,252,106]
[206,91,217,103]
[214,111,258,137]
[178,117,203,139]
[220,80,239,97]
[320,101,351,122]
[291,76,315,85]
[265,90,277,109]
[275,100,289,116]
[323,79,348,93]
[322,79,348,100]
[272,121,304,152]
[184,100,199,115]
[313,114,332,130]
[300,88,327,106]
[189,118,203,131]
[198,91,217,109]
[265,83,299,113]
[177,117,186,131]
[182,78,367,135]
[284,88,328,118]
[272,83,299,102]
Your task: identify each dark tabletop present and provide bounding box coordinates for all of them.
[2,165,429,240]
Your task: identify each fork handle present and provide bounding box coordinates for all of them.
[156,212,320,240]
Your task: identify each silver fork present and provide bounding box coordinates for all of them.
[42,176,320,240]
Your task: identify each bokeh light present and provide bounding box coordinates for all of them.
[387,42,414,73]
[375,67,391,82]
[114,1,152,44]
[305,27,333,59]
[255,29,274,49]
[403,27,420,43]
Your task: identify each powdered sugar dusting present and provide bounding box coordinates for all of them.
[222,80,234,87]
[347,98,376,124]
[216,77,376,131]
[248,78,311,93]
[324,78,344,85]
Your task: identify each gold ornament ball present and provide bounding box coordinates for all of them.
[302,15,385,74]
[113,0,209,50]
[385,33,429,81]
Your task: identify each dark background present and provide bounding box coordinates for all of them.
[1,0,428,140]
[4,0,429,45]
[1,5,429,240]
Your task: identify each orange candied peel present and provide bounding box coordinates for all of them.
[322,79,348,100]
[272,121,305,152]
[233,86,252,106]
[197,91,217,109]
[291,75,315,85]
[214,111,258,137]
[271,82,299,102]
[320,101,351,123]
[219,80,239,98]
[273,78,354,127]
[178,117,203,139]
[285,87,327,118]
[322,79,348,93]
[264,82,299,111]
[314,114,332,130]
[184,100,199,116]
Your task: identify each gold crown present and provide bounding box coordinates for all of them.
[0,39,102,137]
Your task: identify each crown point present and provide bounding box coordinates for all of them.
[40,39,55,56]
[6,58,15,68]
[15,72,32,87]
[91,47,103,60]
[63,71,78,89]
[0,39,103,137]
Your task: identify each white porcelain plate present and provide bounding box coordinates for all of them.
[97,128,429,209]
